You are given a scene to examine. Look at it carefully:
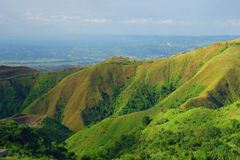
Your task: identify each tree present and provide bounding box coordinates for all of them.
[142,116,152,126]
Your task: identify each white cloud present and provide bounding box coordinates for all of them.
[25,12,51,22]
[122,18,155,24]
[223,19,240,27]
[22,13,179,26]
[82,18,112,24]
[51,15,81,22]
[25,12,32,16]
[159,19,175,25]
[24,12,111,24]
[26,15,51,22]
[122,18,176,25]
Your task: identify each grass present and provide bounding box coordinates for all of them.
[64,39,240,159]
[0,75,35,118]
[66,101,240,159]
[24,59,138,131]
[0,68,79,119]
[19,39,240,132]
[66,111,147,158]
[1,38,240,159]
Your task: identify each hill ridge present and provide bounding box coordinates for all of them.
[20,38,240,131]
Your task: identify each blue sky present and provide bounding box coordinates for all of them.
[0,0,240,39]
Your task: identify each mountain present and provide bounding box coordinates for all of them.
[66,39,240,159]
[0,65,38,80]
[66,100,240,159]
[23,57,138,131]
[22,39,240,132]
[1,38,240,159]
[0,67,80,119]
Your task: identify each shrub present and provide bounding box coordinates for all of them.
[0,121,76,159]
[142,116,152,126]
[120,84,160,115]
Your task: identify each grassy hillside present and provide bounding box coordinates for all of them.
[65,39,240,159]
[0,75,35,118]
[156,41,240,109]
[0,67,80,119]
[67,101,240,159]
[24,39,240,132]
[1,39,240,159]
[25,58,138,131]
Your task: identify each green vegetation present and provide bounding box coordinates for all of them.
[137,102,240,159]
[0,121,76,160]
[36,117,73,143]
[1,39,240,159]
[82,88,123,126]
[160,83,206,108]
[22,41,240,131]
[24,60,138,131]
[0,76,34,118]
[22,70,76,109]
[80,133,139,160]
[142,116,152,126]
[66,110,147,159]
[65,40,240,159]
[120,84,160,115]
[67,101,240,159]
[0,68,79,119]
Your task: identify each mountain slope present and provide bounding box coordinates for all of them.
[0,65,38,80]
[157,41,240,109]
[24,39,240,132]
[113,41,232,114]
[25,58,138,131]
[0,75,35,118]
[65,39,240,159]
[67,100,240,159]
[1,39,240,159]
[0,67,79,119]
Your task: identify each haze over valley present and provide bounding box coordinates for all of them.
[0,36,238,71]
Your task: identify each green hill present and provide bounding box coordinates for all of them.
[64,39,240,159]
[0,67,80,119]
[24,57,138,131]
[24,39,240,132]
[66,101,240,159]
[1,39,240,159]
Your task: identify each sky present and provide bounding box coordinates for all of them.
[0,0,240,39]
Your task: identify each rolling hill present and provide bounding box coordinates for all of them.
[0,66,80,119]
[0,65,38,80]
[67,101,240,159]
[65,39,240,159]
[22,39,240,132]
[1,38,240,159]
[24,57,138,131]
